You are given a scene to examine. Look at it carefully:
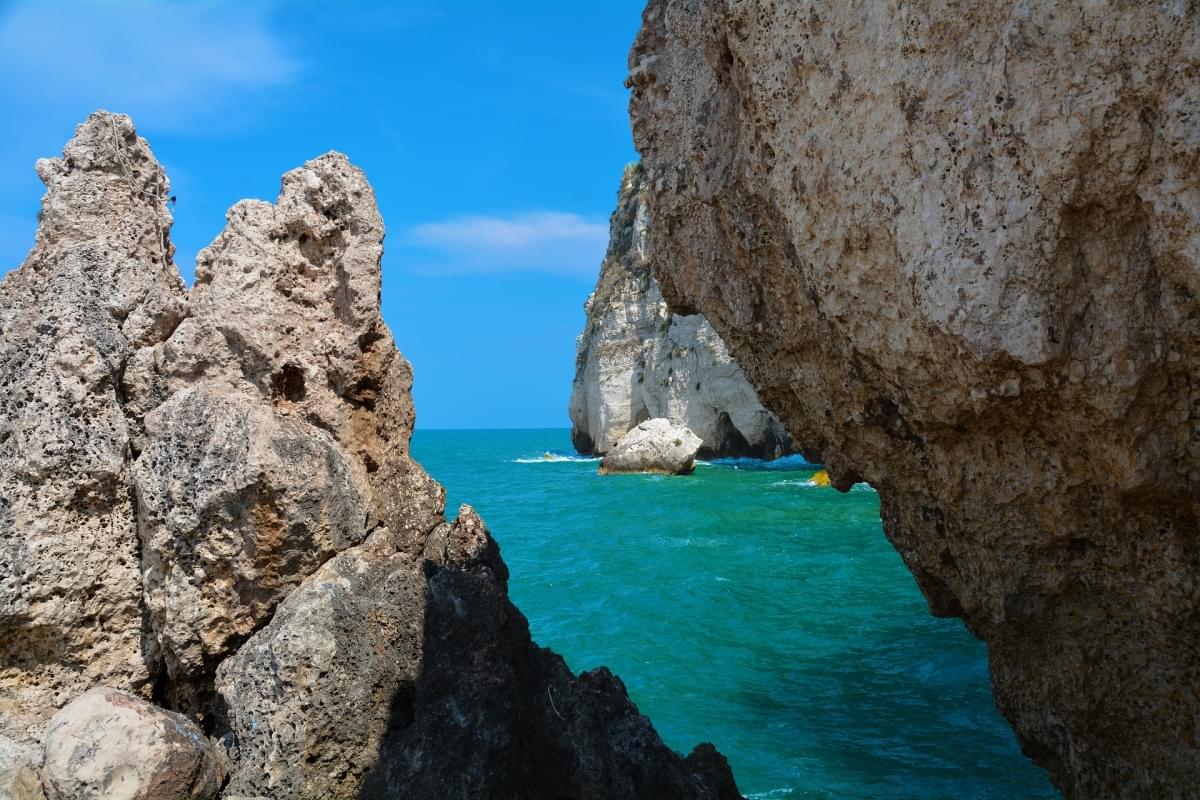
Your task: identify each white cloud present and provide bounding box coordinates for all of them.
[0,0,300,130]
[406,212,608,277]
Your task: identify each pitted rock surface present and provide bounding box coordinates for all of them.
[629,2,1200,797]
[131,150,443,549]
[570,163,792,459]
[134,386,371,713]
[42,687,223,800]
[213,527,425,799]
[0,734,45,800]
[0,112,185,744]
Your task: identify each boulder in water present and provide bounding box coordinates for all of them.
[600,418,702,475]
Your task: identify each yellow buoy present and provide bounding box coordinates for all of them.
[811,469,831,487]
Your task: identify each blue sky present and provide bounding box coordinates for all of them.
[0,0,645,429]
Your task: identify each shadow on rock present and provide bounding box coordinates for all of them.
[358,506,741,800]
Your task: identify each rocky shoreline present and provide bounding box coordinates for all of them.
[0,112,740,800]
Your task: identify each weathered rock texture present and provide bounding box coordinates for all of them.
[133,387,372,714]
[600,418,703,475]
[0,734,45,800]
[570,163,792,459]
[218,507,738,800]
[42,688,223,800]
[0,111,739,800]
[0,112,185,743]
[629,3,1200,798]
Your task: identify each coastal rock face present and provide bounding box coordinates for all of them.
[213,528,426,798]
[129,148,443,549]
[570,163,792,459]
[219,506,739,800]
[133,387,372,713]
[0,112,739,800]
[42,688,223,800]
[357,506,739,800]
[0,112,185,743]
[629,3,1200,798]
[600,418,703,475]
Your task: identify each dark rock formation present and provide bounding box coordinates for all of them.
[0,111,740,800]
[628,3,1200,798]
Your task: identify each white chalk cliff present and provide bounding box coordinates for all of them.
[570,163,792,459]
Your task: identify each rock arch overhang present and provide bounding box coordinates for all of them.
[628,2,1200,798]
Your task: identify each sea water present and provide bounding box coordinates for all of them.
[411,428,1056,799]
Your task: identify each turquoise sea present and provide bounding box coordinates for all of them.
[411,428,1057,800]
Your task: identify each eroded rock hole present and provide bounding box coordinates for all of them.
[272,364,307,402]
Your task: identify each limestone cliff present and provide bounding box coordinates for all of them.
[570,163,792,458]
[0,112,739,800]
[629,3,1199,799]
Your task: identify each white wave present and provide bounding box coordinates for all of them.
[770,478,822,489]
[511,452,600,464]
[770,478,878,492]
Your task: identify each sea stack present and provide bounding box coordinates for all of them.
[0,111,740,800]
[629,3,1200,798]
[570,163,793,459]
[600,417,703,475]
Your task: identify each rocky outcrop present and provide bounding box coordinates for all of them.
[600,418,702,475]
[0,112,739,799]
[629,3,1199,799]
[42,688,224,800]
[570,163,792,459]
[217,506,739,800]
[133,387,372,714]
[0,112,186,744]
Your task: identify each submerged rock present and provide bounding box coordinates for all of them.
[41,688,223,800]
[630,3,1200,798]
[600,418,703,475]
[570,163,792,459]
[0,111,739,800]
